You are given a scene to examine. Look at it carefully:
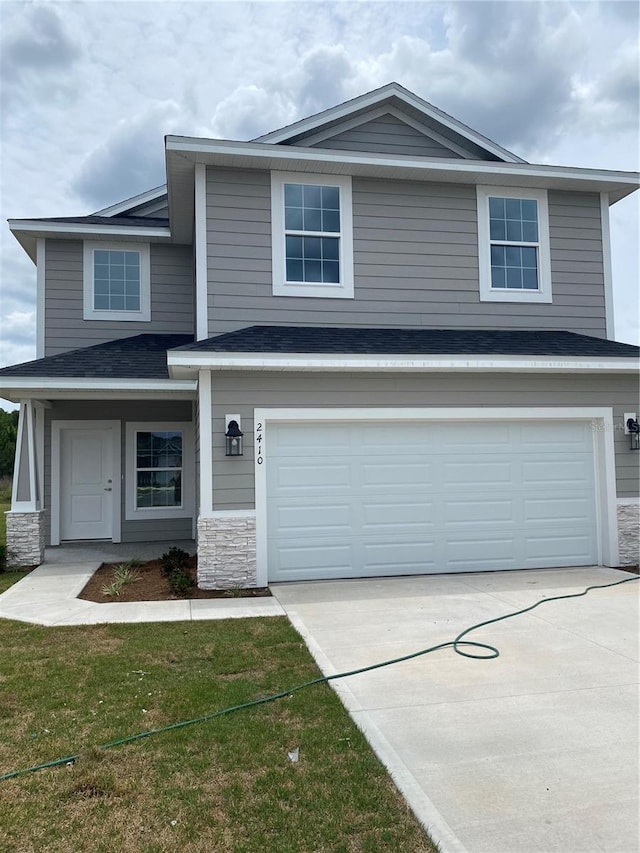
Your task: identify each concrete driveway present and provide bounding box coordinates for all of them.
[271,567,639,853]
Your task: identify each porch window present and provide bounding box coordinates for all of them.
[135,431,183,509]
[124,422,194,521]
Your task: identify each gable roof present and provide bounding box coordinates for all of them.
[253,82,526,163]
[93,185,168,217]
[173,326,640,358]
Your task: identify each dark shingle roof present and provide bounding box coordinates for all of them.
[0,334,193,379]
[174,326,640,358]
[16,215,169,228]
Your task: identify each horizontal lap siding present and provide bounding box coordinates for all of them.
[208,372,639,509]
[314,114,465,158]
[44,401,193,545]
[207,170,607,337]
[45,240,194,355]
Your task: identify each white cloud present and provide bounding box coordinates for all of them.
[0,0,637,365]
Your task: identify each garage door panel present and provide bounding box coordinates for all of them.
[362,500,437,528]
[266,419,599,581]
[443,461,513,487]
[275,503,352,535]
[522,458,592,485]
[443,499,515,525]
[524,497,594,523]
[363,539,438,572]
[524,531,596,563]
[519,421,592,451]
[362,462,433,487]
[273,462,352,490]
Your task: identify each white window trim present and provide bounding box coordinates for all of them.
[125,422,194,521]
[270,171,354,299]
[83,241,151,321]
[477,186,552,303]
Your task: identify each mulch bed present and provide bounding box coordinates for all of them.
[79,556,271,603]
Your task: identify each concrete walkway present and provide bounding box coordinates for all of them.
[0,542,284,624]
[272,568,639,853]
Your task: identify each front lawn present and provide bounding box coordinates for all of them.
[0,617,436,853]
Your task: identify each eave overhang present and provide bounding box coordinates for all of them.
[165,137,639,243]
[0,378,197,403]
[167,351,640,377]
[8,220,173,263]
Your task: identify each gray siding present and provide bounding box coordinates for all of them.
[44,240,194,355]
[208,372,639,510]
[308,113,464,158]
[44,401,193,545]
[206,168,606,337]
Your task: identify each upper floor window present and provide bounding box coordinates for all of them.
[83,242,151,321]
[476,187,552,303]
[271,172,354,299]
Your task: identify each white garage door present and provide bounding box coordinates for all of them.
[265,419,598,581]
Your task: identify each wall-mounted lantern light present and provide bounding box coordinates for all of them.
[225,415,244,457]
[626,416,640,451]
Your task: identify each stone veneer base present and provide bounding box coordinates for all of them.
[5,510,46,567]
[197,512,257,589]
[195,504,638,588]
[617,503,639,566]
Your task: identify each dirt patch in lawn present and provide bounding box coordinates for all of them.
[79,557,271,603]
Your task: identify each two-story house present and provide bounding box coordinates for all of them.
[2,83,638,587]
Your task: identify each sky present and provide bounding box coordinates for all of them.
[0,0,638,398]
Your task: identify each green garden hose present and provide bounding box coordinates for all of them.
[1,573,637,783]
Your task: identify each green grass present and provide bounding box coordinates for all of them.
[0,570,29,593]
[0,617,437,853]
[0,475,11,547]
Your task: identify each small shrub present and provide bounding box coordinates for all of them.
[160,547,190,576]
[113,564,140,586]
[223,586,245,598]
[101,581,123,597]
[0,544,19,573]
[168,569,193,596]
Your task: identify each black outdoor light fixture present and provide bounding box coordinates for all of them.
[626,417,640,451]
[225,417,244,457]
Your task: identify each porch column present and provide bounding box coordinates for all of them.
[6,401,45,566]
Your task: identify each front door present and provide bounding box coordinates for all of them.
[60,427,114,540]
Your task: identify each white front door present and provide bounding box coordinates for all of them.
[60,427,114,540]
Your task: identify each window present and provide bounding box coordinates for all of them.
[135,431,183,509]
[477,187,552,303]
[125,423,193,520]
[83,242,151,320]
[271,172,354,298]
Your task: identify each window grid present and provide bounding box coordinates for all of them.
[488,196,540,291]
[93,249,141,311]
[135,431,183,510]
[284,183,341,284]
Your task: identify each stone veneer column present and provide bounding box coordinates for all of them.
[5,511,46,567]
[197,511,257,589]
[617,504,640,567]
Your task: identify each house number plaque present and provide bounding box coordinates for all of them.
[256,422,264,464]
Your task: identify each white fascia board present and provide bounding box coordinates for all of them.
[165,137,639,195]
[8,220,171,238]
[0,378,197,402]
[166,351,639,374]
[253,83,524,163]
[93,185,168,216]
